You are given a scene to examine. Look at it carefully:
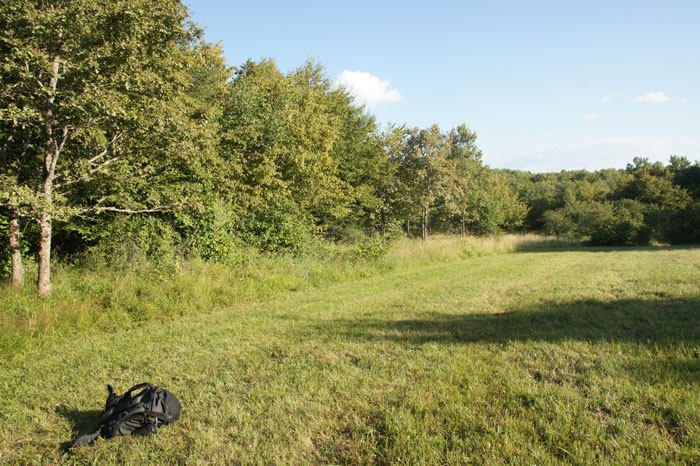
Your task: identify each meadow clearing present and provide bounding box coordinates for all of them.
[1,235,699,465]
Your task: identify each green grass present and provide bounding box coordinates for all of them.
[1,236,699,464]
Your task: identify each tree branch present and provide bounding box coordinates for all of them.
[96,206,168,214]
[56,133,124,189]
[88,133,123,163]
[56,154,124,189]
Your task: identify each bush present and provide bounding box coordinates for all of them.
[237,195,321,254]
[188,199,240,263]
[662,201,700,244]
[86,215,182,268]
[588,201,649,246]
[543,200,651,246]
[352,235,389,259]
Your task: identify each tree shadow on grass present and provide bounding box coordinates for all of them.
[55,406,101,451]
[513,241,700,254]
[314,296,700,347]
[311,297,700,386]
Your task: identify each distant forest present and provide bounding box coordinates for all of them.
[1,0,699,295]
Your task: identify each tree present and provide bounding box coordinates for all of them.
[542,209,572,240]
[398,125,453,241]
[372,124,410,238]
[219,59,363,251]
[460,168,526,235]
[444,124,483,236]
[668,155,700,199]
[0,0,208,296]
[324,86,387,236]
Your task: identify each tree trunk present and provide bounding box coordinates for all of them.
[37,213,52,297]
[8,207,24,289]
[421,206,428,242]
[36,52,62,298]
[406,219,411,238]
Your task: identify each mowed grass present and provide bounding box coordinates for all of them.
[1,237,699,464]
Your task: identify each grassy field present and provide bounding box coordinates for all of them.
[1,236,699,464]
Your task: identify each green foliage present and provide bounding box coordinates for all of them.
[393,123,524,240]
[588,201,650,246]
[652,200,700,245]
[443,167,527,236]
[87,215,182,268]
[0,0,232,295]
[352,235,390,260]
[502,156,700,246]
[219,59,351,225]
[187,199,240,263]
[670,156,700,198]
[541,209,576,239]
[237,194,320,254]
[542,200,650,246]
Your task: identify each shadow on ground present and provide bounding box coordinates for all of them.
[312,296,700,346]
[513,241,700,254]
[55,406,101,450]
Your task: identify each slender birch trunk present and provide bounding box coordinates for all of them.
[37,213,52,297]
[37,52,62,298]
[1,123,25,288]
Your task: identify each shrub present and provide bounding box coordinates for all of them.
[187,199,240,263]
[237,195,321,254]
[86,215,182,268]
[352,235,389,259]
[662,201,700,244]
[588,201,649,246]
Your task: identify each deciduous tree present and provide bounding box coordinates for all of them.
[0,0,210,296]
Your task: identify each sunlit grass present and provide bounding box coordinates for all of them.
[387,233,572,263]
[3,234,564,353]
[1,236,699,464]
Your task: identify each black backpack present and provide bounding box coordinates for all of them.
[70,383,181,448]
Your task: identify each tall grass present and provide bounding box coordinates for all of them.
[387,233,570,265]
[0,234,570,356]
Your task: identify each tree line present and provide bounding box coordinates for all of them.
[1,0,526,296]
[500,156,700,246]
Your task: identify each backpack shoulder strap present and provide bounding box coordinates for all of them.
[123,383,155,399]
[69,430,101,448]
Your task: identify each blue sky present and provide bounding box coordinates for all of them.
[185,0,699,172]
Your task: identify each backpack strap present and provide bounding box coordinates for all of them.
[122,383,155,399]
[69,430,101,448]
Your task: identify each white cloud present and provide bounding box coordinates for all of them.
[679,98,688,104]
[602,96,612,103]
[631,91,671,104]
[487,137,700,172]
[334,70,403,107]
[582,113,600,121]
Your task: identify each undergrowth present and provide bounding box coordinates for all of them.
[0,234,565,356]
